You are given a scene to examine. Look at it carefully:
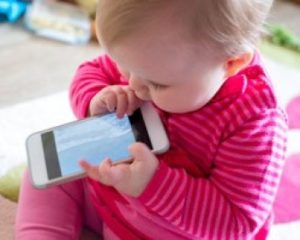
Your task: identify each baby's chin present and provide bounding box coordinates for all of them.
[154,101,209,114]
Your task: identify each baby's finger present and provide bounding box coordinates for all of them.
[127,89,141,115]
[101,160,130,187]
[116,91,128,118]
[78,160,100,180]
[89,95,107,116]
[98,158,115,185]
[105,92,117,112]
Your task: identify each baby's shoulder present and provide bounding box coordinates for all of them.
[209,63,278,118]
[210,64,284,137]
[240,64,278,111]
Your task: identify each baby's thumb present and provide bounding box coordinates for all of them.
[129,142,154,163]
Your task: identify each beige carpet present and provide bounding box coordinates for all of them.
[0,196,17,240]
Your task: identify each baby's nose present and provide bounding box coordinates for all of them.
[129,77,151,100]
[129,76,147,92]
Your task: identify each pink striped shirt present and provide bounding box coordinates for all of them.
[70,53,288,240]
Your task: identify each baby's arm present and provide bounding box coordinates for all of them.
[70,55,141,119]
[70,55,121,118]
[137,109,287,239]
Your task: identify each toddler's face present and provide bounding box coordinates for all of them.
[104,19,227,113]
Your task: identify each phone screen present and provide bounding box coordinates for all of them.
[41,109,152,179]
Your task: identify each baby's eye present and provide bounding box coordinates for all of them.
[149,82,168,90]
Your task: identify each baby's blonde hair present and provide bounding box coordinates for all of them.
[96,0,273,58]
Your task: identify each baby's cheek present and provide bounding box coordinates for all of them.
[151,93,188,113]
[150,93,172,111]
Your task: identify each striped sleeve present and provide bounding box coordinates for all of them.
[69,55,121,119]
[138,109,288,239]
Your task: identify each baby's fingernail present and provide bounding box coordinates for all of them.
[78,159,85,165]
[117,113,124,118]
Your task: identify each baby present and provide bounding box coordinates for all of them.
[16,0,287,239]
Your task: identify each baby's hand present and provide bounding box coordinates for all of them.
[89,85,143,118]
[79,143,159,197]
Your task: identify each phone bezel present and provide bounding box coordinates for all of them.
[26,102,169,188]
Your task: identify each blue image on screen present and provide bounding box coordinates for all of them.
[53,113,135,176]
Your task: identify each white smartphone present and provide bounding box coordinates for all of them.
[26,103,169,189]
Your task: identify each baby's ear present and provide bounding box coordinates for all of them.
[224,52,254,78]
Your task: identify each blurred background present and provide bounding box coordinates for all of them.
[1,0,300,239]
[0,0,300,106]
[0,0,99,107]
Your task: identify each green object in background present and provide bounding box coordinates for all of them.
[0,164,26,202]
[267,24,300,53]
[260,40,300,69]
[260,25,300,69]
